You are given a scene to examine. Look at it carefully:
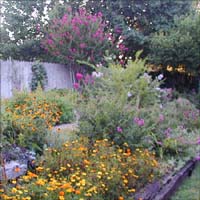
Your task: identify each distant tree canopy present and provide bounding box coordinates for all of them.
[0,0,48,60]
[149,12,200,75]
[67,0,193,58]
[1,0,194,61]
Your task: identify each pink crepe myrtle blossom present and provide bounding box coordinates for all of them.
[47,39,53,45]
[79,43,86,48]
[42,7,126,66]
[117,126,123,133]
[76,73,83,80]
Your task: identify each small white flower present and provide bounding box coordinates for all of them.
[119,54,123,59]
[127,92,132,97]
[142,73,151,83]
[143,72,148,77]
[92,71,98,77]
[96,63,103,68]
[157,74,164,80]
[97,72,103,78]
[160,104,163,109]
[92,71,103,78]
[155,87,161,91]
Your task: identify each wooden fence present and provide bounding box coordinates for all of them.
[0,59,74,98]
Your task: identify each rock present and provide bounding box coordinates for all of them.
[52,123,78,133]
[0,160,27,180]
[0,146,36,181]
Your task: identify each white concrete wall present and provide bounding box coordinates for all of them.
[0,59,73,99]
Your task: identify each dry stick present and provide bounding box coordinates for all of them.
[0,154,7,188]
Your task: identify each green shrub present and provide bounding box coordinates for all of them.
[77,53,161,149]
[30,61,48,91]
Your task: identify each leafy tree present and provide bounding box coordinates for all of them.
[149,12,200,74]
[0,0,195,62]
[0,0,48,60]
[149,11,200,91]
[67,0,193,59]
[42,7,125,68]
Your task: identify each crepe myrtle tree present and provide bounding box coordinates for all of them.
[42,7,127,70]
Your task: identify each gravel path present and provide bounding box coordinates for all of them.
[53,122,78,132]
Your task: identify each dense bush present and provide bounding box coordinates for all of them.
[0,138,159,200]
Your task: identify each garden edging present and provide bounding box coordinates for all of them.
[133,158,199,200]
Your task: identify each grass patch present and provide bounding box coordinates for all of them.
[170,163,200,200]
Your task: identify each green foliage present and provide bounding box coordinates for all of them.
[0,0,48,61]
[149,12,200,74]
[76,52,200,160]
[67,0,193,58]
[149,97,200,159]
[77,53,161,148]
[30,61,48,91]
[0,0,194,62]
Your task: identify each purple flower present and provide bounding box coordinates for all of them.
[47,39,53,45]
[76,73,83,80]
[156,141,163,146]
[73,82,79,89]
[164,128,172,137]
[195,156,200,161]
[159,114,164,122]
[138,119,145,126]
[134,117,139,123]
[36,24,40,32]
[157,74,164,80]
[134,117,145,127]
[117,126,123,133]
[79,43,86,48]
[196,138,200,145]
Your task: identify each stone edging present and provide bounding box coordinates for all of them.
[133,159,198,200]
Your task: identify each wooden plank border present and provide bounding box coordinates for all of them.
[133,159,199,200]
